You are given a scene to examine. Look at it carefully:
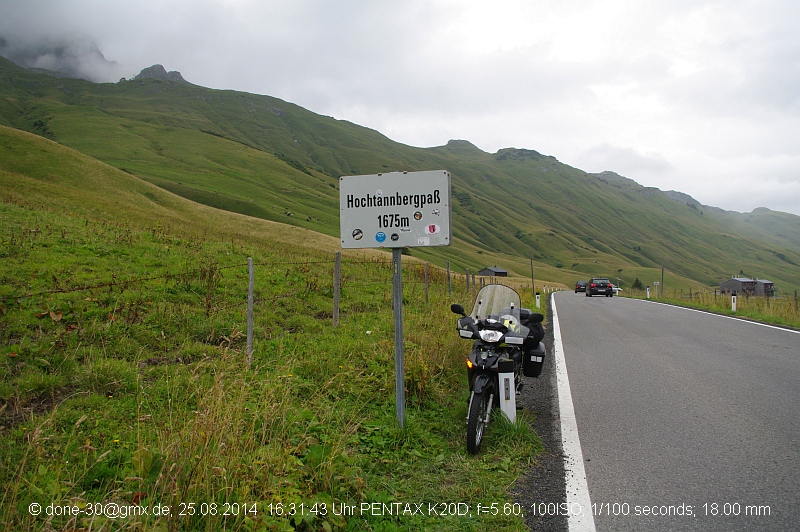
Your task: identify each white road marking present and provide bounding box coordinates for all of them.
[552,294,596,532]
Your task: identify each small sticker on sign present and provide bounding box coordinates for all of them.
[424,224,440,235]
[418,237,430,246]
[376,232,387,243]
[352,229,363,240]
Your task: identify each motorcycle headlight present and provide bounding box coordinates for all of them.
[479,329,503,343]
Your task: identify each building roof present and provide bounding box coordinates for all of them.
[480,266,508,274]
[725,277,773,284]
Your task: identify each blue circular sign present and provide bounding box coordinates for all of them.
[375,232,386,243]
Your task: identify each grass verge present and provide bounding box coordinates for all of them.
[1,200,545,531]
[621,288,800,329]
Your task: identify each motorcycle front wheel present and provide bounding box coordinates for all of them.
[466,383,494,454]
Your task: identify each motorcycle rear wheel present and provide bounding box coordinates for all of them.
[466,383,494,454]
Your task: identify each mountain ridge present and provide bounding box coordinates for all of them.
[7,57,791,219]
[1,55,798,291]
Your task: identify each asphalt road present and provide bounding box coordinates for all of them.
[552,291,800,531]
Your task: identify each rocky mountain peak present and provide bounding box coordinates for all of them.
[444,139,482,151]
[133,64,187,83]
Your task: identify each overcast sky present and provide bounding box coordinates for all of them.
[2,0,799,215]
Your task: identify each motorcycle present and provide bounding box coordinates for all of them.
[450,284,546,454]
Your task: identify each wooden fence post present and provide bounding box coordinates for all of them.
[247,257,254,370]
[333,252,341,327]
[424,262,429,303]
[446,260,452,297]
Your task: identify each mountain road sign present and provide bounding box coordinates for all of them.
[339,170,452,249]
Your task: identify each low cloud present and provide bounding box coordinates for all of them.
[0,34,124,82]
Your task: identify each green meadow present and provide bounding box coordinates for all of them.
[1,127,544,531]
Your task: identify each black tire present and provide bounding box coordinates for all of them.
[466,383,494,454]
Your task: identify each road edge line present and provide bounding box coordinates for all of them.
[552,294,596,532]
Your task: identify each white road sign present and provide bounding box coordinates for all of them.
[339,170,452,249]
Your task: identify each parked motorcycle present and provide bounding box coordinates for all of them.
[451,284,546,454]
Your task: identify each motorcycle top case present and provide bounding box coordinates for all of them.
[523,342,546,378]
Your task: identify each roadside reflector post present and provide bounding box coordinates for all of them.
[732,294,737,312]
[536,292,541,309]
[646,286,650,299]
[498,359,516,424]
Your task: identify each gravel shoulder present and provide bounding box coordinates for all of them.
[512,295,568,531]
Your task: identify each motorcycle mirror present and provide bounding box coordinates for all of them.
[450,304,466,317]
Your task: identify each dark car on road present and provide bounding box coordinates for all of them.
[586,277,614,297]
[575,280,588,293]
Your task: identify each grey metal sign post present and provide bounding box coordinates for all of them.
[392,248,405,427]
[340,170,452,428]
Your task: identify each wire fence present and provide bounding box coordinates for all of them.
[0,254,450,375]
[0,253,448,329]
[0,213,568,371]
[1,252,552,335]
[1,254,546,302]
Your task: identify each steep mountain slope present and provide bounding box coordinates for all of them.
[0,125,342,256]
[1,56,798,291]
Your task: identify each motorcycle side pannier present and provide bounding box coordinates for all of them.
[523,342,546,378]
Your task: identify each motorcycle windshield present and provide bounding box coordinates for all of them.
[470,284,528,338]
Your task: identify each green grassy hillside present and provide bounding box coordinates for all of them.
[1,126,546,531]
[1,56,798,293]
